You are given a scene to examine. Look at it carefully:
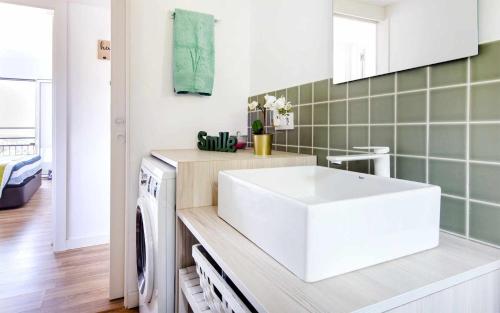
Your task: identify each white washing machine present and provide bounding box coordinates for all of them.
[136,157,176,313]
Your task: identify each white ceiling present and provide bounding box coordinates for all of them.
[356,0,403,7]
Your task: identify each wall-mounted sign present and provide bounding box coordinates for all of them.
[97,40,111,60]
[197,131,237,153]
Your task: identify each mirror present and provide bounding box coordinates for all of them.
[333,0,478,84]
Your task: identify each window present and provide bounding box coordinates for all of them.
[0,79,37,155]
[334,15,377,82]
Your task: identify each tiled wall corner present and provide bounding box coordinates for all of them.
[248,40,500,247]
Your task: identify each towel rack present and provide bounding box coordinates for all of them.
[169,10,220,23]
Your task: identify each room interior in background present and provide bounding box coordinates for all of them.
[0,0,115,311]
[0,3,52,208]
[2,0,500,312]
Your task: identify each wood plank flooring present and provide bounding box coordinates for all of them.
[0,180,137,313]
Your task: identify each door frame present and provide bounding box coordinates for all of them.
[109,0,128,300]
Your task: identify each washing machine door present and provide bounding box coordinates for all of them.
[136,197,155,304]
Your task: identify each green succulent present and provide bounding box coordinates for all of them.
[252,119,264,135]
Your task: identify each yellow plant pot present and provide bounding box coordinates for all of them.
[253,134,273,156]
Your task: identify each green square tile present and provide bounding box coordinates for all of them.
[470,201,500,246]
[292,106,299,124]
[275,145,286,152]
[275,130,286,145]
[313,102,329,125]
[471,124,500,162]
[349,79,369,98]
[250,111,259,126]
[397,91,427,123]
[329,150,347,170]
[430,87,467,122]
[257,94,266,105]
[396,156,426,183]
[313,126,328,148]
[330,101,347,125]
[440,196,466,235]
[429,160,466,197]
[299,126,312,147]
[330,126,346,150]
[370,73,395,95]
[348,99,369,124]
[287,146,298,153]
[299,147,313,155]
[397,126,426,156]
[314,149,329,167]
[470,163,500,204]
[286,128,298,146]
[348,160,369,174]
[471,41,500,82]
[470,82,500,121]
[348,126,368,148]
[370,126,395,153]
[299,105,312,125]
[266,110,273,127]
[398,67,428,91]
[287,86,299,106]
[300,83,313,104]
[330,81,347,100]
[276,89,286,98]
[314,79,329,103]
[371,95,395,124]
[430,59,467,87]
[429,125,466,159]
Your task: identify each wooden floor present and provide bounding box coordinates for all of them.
[0,180,137,313]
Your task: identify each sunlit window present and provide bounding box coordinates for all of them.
[334,15,377,83]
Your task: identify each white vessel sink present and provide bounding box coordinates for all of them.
[218,166,441,282]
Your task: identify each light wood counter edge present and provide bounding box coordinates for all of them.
[177,206,500,313]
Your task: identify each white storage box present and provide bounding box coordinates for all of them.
[192,244,251,313]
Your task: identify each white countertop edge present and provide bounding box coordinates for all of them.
[151,151,178,168]
[354,259,500,313]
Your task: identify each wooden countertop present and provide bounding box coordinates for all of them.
[178,206,500,313]
[151,149,315,167]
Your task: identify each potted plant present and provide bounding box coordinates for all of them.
[248,95,292,156]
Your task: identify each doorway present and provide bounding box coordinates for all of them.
[0,0,124,310]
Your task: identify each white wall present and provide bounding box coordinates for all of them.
[66,1,110,247]
[249,0,333,95]
[125,0,250,305]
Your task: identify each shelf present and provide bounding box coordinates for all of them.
[177,206,500,313]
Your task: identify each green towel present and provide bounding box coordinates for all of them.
[173,9,215,96]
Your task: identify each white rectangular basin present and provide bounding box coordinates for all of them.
[218,166,441,282]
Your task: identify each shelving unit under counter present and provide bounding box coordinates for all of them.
[178,206,500,313]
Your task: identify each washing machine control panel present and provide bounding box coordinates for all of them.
[139,168,160,198]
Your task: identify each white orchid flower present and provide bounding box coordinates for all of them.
[284,101,292,111]
[248,100,258,110]
[264,94,277,109]
[274,96,286,109]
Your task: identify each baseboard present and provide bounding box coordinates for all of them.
[126,290,139,309]
[65,234,109,250]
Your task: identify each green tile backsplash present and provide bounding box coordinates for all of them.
[430,87,467,122]
[248,40,500,246]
